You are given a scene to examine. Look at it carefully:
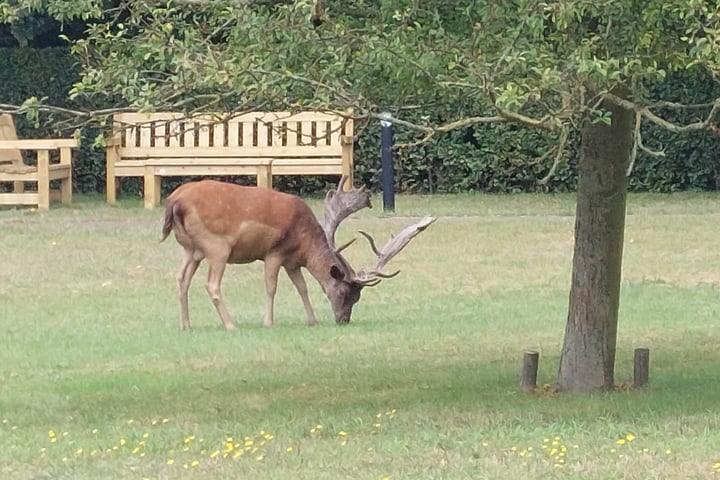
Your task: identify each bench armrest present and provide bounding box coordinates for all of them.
[0,139,78,149]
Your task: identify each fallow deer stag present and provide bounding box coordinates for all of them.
[161,176,435,330]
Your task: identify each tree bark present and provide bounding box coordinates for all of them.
[557,93,634,391]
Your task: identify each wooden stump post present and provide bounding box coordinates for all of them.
[520,350,539,391]
[633,348,650,388]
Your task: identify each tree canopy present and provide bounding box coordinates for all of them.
[3,0,720,141]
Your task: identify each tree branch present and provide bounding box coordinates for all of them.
[604,93,720,133]
[538,125,569,185]
[627,111,665,176]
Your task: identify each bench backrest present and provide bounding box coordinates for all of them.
[0,114,23,166]
[112,112,353,158]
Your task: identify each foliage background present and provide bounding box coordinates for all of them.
[1,47,719,195]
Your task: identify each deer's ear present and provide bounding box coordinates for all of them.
[330,265,345,281]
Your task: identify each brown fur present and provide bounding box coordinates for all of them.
[162,180,363,330]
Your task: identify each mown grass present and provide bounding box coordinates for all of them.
[1,191,719,479]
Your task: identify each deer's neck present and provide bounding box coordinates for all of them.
[305,237,340,287]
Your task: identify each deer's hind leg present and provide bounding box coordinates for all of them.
[178,249,201,331]
[205,251,236,331]
[285,267,318,326]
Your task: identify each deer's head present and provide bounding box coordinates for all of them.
[322,176,436,324]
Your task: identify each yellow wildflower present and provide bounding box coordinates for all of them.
[616,439,626,445]
[167,459,175,465]
[625,433,636,442]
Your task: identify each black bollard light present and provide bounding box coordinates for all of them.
[380,112,395,213]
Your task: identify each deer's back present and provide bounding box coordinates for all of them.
[166,180,321,265]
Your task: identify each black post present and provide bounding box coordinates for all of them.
[633,348,650,388]
[520,350,540,391]
[380,112,395,213]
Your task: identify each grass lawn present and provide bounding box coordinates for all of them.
[0,191,719,479]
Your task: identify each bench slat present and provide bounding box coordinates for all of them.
[148,165,267,176]
[118,146,343,157]
[143,158,273,166]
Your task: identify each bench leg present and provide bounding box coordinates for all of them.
[106,180,117,203]
[37,150,50,210]
[256,163,272,189]
[143,166,161,209]
[106,148,117,203]
[341,139,354,190]
[60,147,72,205]
[60,177,72,205]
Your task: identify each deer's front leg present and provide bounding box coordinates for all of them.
[263,256,283,327]
[285,267,318,326]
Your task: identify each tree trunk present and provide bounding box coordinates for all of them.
[557,94,634,391]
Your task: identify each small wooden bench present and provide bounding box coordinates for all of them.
[0,114,77,210]
[106,111,354,209]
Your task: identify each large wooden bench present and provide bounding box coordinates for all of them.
[0,114,77,210]
[106,111,354,209]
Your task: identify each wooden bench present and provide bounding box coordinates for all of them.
[0,114,77,210]
[106,111,354,209]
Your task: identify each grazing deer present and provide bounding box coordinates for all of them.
[161,177,435,330]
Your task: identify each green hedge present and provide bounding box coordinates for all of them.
[2,47,719,195]
[0,47,106,193]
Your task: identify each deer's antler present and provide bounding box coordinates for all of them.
[322,175,372,250]
[353,215,436,285]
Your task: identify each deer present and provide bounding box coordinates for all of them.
[161,176,435,330]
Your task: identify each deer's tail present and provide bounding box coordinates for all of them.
[161,199,184,242]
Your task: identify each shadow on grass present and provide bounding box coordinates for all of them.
[37,353,720,432]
